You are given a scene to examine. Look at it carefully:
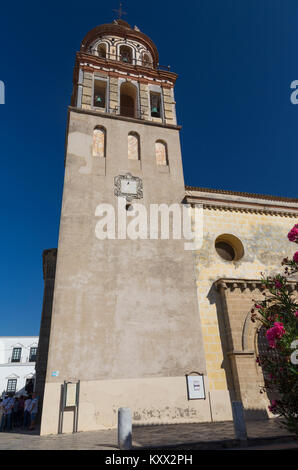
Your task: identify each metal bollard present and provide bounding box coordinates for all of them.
[118,407,132,450]
[232,401,247,441]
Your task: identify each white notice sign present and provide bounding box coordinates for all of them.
[186,375,205,400]
[65,383,77,407]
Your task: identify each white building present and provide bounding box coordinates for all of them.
[0,337,38,397]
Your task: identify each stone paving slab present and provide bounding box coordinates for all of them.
[0,419,296,450]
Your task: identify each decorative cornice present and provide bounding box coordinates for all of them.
[227,350,254,356]
[184,187,298,217]
[68,106,181,130]
[75,52,177,84]
[185,186,298,203]
[215,278,298,291]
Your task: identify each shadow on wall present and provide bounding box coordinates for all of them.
[244,408,268,421]
[207,284,237,402]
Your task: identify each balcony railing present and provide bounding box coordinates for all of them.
[119,105,140,119]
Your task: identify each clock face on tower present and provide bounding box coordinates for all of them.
[114,173,143,201]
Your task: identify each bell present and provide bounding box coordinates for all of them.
[151,106,160,117]
[122,56,128,63]
[95,96,102,103]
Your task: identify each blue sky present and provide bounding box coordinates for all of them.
[0,0,297,335]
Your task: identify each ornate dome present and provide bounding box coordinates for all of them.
[80,21,159,68]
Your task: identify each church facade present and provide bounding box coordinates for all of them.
[35,20,298,435]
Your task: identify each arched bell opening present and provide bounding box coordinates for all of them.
[119,45,133,64]
[142,53,152,68]
[97,43,107,58]
[120,82,138,118]
[93,79,107,109]
[150,92,162,118]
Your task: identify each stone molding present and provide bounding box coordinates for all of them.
[185,186,298,203]
[75,52,177,84]
[215,278,298,292]
[68,106,181,130]
[227,350,254,356]
[185,187,298,217]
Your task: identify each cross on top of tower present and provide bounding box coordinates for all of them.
[113,2,127,20]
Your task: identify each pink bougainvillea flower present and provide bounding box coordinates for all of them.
[268,400,278,413]
[255,304,262,309]
[288,225,298,242]
[274,280,282,289]
[266,322,285,348]
[293,252,298,263]
[294,311,298,318]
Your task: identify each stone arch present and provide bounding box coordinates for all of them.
[91,39,111,57]
[92,126,106,157]
[241,310,256,351]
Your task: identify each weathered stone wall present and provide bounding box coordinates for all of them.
[40,109,209,434]
[193,206,298,417]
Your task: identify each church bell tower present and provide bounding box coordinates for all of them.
[38,18,210,435]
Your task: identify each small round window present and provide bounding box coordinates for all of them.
[215,234,244,261]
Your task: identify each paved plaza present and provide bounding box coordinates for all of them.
[0,418,297,450]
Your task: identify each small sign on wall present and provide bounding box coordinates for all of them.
[65,382,78,408]
[186,373,206,400]
[58,380,80,434]
[64,382,79,408]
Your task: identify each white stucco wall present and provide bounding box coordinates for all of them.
[0,337,38,396]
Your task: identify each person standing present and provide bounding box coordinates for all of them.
[0,397,5,432]
[23,395,32,429]
[18,395,25,427]
[28,393,38,431]
[12,397,19,427]
[3,393,14,431]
